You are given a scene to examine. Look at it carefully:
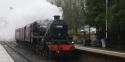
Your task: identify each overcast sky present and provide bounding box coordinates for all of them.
[0,0,62,41]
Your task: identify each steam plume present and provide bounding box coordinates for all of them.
[0,0,63,41]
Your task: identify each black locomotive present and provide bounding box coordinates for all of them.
[15,15,74,57]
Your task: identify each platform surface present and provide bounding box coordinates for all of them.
[0,44,14,62]
[75,44,125,58]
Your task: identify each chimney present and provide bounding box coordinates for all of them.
[54,15,60,21]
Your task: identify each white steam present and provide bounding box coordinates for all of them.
[0,0,63,41]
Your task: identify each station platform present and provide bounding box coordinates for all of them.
[0,44,14,62]
[75,44,125,58]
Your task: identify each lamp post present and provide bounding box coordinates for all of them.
[106,0,108,39]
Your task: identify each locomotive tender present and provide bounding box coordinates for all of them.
[15,16,74,56]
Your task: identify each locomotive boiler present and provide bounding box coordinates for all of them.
[15,15,74,57]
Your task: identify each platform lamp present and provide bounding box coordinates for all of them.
[105,0,108,39]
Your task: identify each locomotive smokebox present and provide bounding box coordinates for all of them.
[54,15,60,20]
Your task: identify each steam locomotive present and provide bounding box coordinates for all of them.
[15,16,74,57]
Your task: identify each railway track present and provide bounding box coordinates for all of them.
[2,41,125,62]
[1,42,81,62]
[1,42,33,62]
